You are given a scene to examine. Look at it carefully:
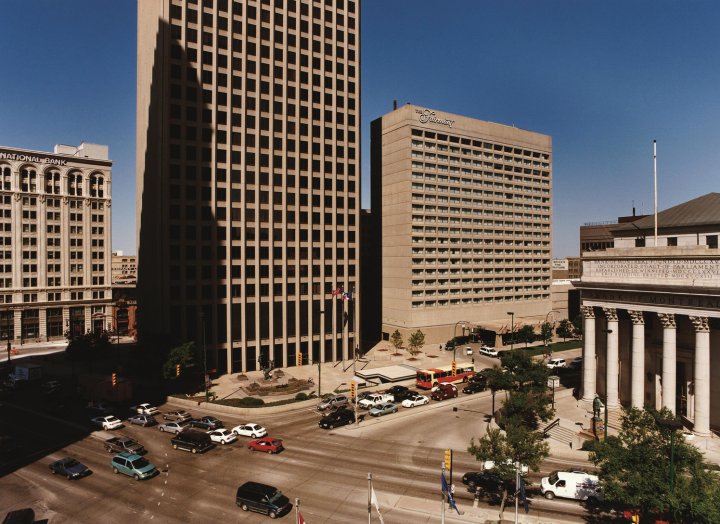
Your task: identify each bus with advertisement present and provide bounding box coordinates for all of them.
[416,364,475,390]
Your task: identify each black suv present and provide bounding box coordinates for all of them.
[319,408,356,429]
[236,481,292,519]
[385,385,415,402]
[462,381,486,394]
[170,430,213,454]
[462,471,515,498]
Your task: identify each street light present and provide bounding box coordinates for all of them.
[656,417,683,491]
[507,312,515,350]
[452,320,469,366]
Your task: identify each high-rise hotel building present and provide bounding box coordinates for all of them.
[0,143,113,344]
[137,0,360,374]
[371,105,552,342]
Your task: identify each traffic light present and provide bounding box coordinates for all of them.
[451,360,457,376]
[350,381,357,400]
[444,448,452,471]
[175,364,181,377]
[296,352,302,367]
[111,372,117,386]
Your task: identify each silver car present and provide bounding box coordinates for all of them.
[158,421,187,434]
[317,394,349,411]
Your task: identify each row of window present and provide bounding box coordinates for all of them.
[411,294,551,308]
[0,167,106,197]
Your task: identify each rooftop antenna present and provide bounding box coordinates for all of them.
[653,140,658,246]
[632,200,636,217]
[393,99,397,110]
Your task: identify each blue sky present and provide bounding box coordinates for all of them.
[1,0,718,257]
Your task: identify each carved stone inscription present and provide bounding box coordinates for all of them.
[587,259,720,280]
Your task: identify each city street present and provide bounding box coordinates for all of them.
[1,393,593,523]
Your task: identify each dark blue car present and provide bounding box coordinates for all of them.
[49,457,91,480]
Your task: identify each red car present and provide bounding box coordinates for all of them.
[247,437,284,454]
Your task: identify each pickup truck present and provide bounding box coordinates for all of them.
[105,436,146,455]
[358,393,394,409]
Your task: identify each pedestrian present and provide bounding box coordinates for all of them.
[471,357,475,366]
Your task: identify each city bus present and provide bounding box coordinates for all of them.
[416,364,476,389]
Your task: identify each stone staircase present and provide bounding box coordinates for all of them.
[606,409,623,431]
[545,423,579,446]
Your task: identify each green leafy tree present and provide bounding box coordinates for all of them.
[572,315,583,338]
[468,422,549,519]
[485,366,514,420]
[590,407,720,523]
[163,341,199,379]
[501,389,555,430]
[516,325,536,348]
[389,329,403,351]
[556,319,574,341]
[540,321,554,346]
[407,330,425,357]
[500,349,550,391]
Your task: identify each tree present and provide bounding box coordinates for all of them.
[389,329,403,351]
[516,325,536,348]
[499,349,549,391]
[540,321,554,347]
[484,366,514,419]
[590,407,720,523]
[163,341,199,379]
[556,319,574,342]
[406,330,425,357]
[572,315,583,338]
[468,422,549,519]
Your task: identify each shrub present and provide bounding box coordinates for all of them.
[237,397,264,406]
[295,392,309,401]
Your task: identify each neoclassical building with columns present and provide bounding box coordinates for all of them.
[575,246,720,436]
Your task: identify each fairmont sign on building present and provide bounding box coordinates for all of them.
[415,108,455,128]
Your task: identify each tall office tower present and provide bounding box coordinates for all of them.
[137,0,360,375]
[370,105,552,342]
[0,143,113,345]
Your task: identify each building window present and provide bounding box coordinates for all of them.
[707,235,718,249]
[635,237,646,248]
[667,237,677,247]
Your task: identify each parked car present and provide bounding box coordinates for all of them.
[171,430,214,454]
[319,408,355,429]
[541,470,603,501]
[105,436,145,455]
[189,416,224,430]
[86,401,114,414]
[110,452,157,480]
[162,410,192,422]
[462,381,486,394]
[401,394,430,408]
[462,471,514,497]
[128,414,157,427]
[158,421,188,434]
[431,383,458,401]
[465,346,473,355]
[133,403,160,416]
[49,457,90,480]
[247,437,284,454]
[316,394,349,411]
[569,356,583,370]
[479,346,499,357]
[91,415,123,430]
[207,429,238,445]
[369,402,398,417]
[386,385,415,402]
[547,358,567,369]
[235,481,292,519]
[231,423,267,438]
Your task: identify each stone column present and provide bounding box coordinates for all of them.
[604,308,620,408]
[659,313,677,414]
[690,316,710,436]
[629,311,646,409]
[581,305,596,402]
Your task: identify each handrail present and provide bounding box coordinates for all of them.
[542,418,561,437]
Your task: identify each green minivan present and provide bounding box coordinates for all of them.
[110,452,158,480]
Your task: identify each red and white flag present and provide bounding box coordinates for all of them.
[298,510,306,524]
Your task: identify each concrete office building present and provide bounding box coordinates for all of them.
[111,251,137,284]
[371,104,552,343]
[0,143,113,344]
[137,0,360,374]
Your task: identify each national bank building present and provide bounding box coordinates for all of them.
[136,0,361,374]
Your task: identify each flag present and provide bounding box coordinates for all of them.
[441,473,461,515]
[331,287,341,297]
[298,510,306,524]
[342,291,353,301]
[519,475,529,514]
[370,486,385,524]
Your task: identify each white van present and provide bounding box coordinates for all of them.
[540,471,602,501]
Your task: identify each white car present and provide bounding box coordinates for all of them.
[484,459,529,475]
[547,358,567,369]
[465,346,473,355]
[133,403,160,416]
[207,429,238,445]
[231,423,267,438]
[479,346,499,357]
[91,415,123,430]
[402,394,430,408]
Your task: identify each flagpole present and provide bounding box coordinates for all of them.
[441,463,446,524]
[295,498,299,524]
[515,462,519,524]
[368,473,372,524]
[653,139,658,247]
